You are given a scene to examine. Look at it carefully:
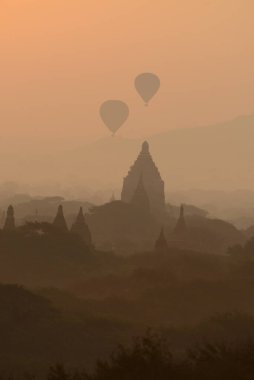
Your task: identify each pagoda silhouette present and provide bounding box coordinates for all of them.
[154,227,168,254]
[121,141,165,220]
[3,205,15,231]
[174,204,187,235]
[52,205,68,232]
[71,207,93,248]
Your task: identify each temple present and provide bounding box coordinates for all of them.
[53,205,68,232]
[121,141,165,219]
[3,205,15,231]
[154,227,168,254]
[174,204,187,235]
[71,207,92,248]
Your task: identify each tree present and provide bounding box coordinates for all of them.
[87,331,181,380]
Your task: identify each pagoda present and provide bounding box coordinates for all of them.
[71,207,92,248]
[154,227,168,254]
[121,141,165,220]
[174,204,187,235]
[3,205,15,231]
[53,205,68,232]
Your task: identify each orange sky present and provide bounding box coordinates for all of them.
[0,0,254,142]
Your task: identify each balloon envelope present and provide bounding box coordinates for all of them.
[100,100,129,134]
[135,73,160,105]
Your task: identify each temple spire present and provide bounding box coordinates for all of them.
[154,227,168,254]
[53,205,68,232]
[174,204,187,234]
[3,205,15,231]
[141,141,149,153]
[71,207,92,248]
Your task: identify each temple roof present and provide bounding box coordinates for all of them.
[53,205,68,232]
[125,141,163,181]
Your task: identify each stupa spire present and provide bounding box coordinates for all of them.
[3,205,15,231]
[141,141,149,153]
[174,204,187,234]
[53,205,68,232]
[71,207,92,248]
[154,227,168,253]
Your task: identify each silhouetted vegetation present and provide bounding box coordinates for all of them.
[0,191,252,378]
[5,330,254,379]
[82,331,254,380]
[0,222,94,286]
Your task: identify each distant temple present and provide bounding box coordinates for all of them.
[121,141,165,219]
[174,204,187,235]
[168,204,189,249]
[53,205,68,232]
[3,205,15,231]
[154,227,168,254]
[71,207,92,248]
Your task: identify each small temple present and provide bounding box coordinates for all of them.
[52,205,68,232]
[174,204,187,235]
[71,207,92,248]
[154,227,168,254]
[3,205,15,231]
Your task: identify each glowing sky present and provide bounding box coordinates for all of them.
[0,0,253,141]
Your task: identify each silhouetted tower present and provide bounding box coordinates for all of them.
[131,174,150,214]
[53,205,68,232]
[71,207,92,247]
[174,204,187,234]
[121,141,165,220]
[154,227,168,254]
[1,211,6,228]
[3,205,15,231]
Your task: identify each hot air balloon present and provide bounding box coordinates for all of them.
[100,100,129,136]
[135,73,160,106]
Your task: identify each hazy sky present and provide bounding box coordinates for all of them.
[0,0,254,142]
